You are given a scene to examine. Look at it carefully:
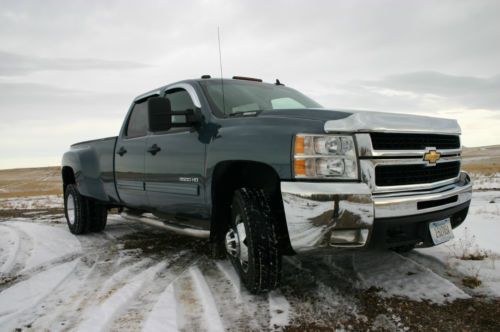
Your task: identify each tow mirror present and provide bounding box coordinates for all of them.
[148,97,172,132]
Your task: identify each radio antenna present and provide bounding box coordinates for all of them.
[217,26,226,115]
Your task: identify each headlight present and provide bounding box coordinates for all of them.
[293,134,358,179]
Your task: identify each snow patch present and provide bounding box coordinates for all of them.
[0,260,78,329]
[0,195,63,210]
[4,221,81,273]
[268,290,291,330]
[470,173,500,190]
[354,252,470,303]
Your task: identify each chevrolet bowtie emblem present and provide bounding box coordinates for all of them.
[423,150,441,164]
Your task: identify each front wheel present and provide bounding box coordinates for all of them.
[225,188,281,294]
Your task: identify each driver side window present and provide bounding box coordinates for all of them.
[165,88,196,124]
[125,101,148,138]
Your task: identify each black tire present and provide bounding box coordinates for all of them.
[64,184,91,234]
[209,240,227,259]
[226,188,281,294]
[64,184,108,234]
[88,200,107,232]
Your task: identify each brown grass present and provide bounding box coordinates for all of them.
[0,166,62,198]
[462,276,482,288]
[462,163,500,175]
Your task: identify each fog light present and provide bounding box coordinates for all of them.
[330,229,369,247]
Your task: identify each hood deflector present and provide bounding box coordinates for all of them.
[324,111,461,135]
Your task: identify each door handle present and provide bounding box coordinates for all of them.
[117,146,127,156]
[147,144,161,155]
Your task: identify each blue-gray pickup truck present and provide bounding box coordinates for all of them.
[62,76,472,293]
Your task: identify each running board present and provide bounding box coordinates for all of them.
[120,212,210,239]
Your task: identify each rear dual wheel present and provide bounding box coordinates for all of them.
[225,188,281,294]
[64,184,107,234]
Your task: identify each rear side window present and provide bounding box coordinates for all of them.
[126,101,148,138]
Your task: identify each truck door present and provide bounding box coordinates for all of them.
[145,87,208,229]
[115,99,149,208]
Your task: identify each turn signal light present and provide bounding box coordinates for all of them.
[294,159,306,176]
[294,136,305,155]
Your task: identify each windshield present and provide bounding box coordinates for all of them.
[199,79,322,116]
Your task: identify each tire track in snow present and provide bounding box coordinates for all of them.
[3,218,204,331]
[188,265,224,332]
[13,243,135,330]
[58,252,155,330]
[34,248,155,331]
[0,259,79,331]
[0,223,33,276]
[27,254,102,331]
[75,261,167,332]
[142,283,179,332]
[163,260,226,332]
[174,270,205,331]
[213,260,271,331]
[0,224,21,274]
[27,221,155,331]
[0,221,83,281]
[111,251,199,331]
[0,251,82,294]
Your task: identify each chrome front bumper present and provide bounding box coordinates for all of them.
[281,172,472,253]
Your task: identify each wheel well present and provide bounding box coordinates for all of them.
[62,166,76,193]
[210,161,293,255]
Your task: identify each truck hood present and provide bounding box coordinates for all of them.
[259,108,461,135]
[258,108,353,122]
[323,110,461,134]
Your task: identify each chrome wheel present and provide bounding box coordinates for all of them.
[225,214,249,272]
[225,228,239,257]
[66,193,76,225]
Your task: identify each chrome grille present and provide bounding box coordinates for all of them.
[370,133,460,150]
[354,133,462,192]
[375,161,461,187]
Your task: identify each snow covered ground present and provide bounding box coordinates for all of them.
[0,190,499,331]
[0,195,62,210]
[470,172,500,190]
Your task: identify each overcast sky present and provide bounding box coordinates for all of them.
[1,0,499,169]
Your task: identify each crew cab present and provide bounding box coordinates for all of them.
[62,76,472,293]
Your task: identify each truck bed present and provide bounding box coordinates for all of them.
[67,136,120,203]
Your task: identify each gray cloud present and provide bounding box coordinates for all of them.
[361,72,500,110]
[1,0,500,168]
[0,51,150,76]
[0,82,132,122]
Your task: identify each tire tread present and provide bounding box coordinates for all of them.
[232,188,281,293]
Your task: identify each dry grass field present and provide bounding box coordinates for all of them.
[0,166,61,198]
[462,145,500,175]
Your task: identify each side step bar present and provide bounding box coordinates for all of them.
[120,211,210,239]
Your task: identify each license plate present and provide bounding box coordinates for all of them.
[429,218,454,245]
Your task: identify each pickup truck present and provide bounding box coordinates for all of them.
[62,76,472,293]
